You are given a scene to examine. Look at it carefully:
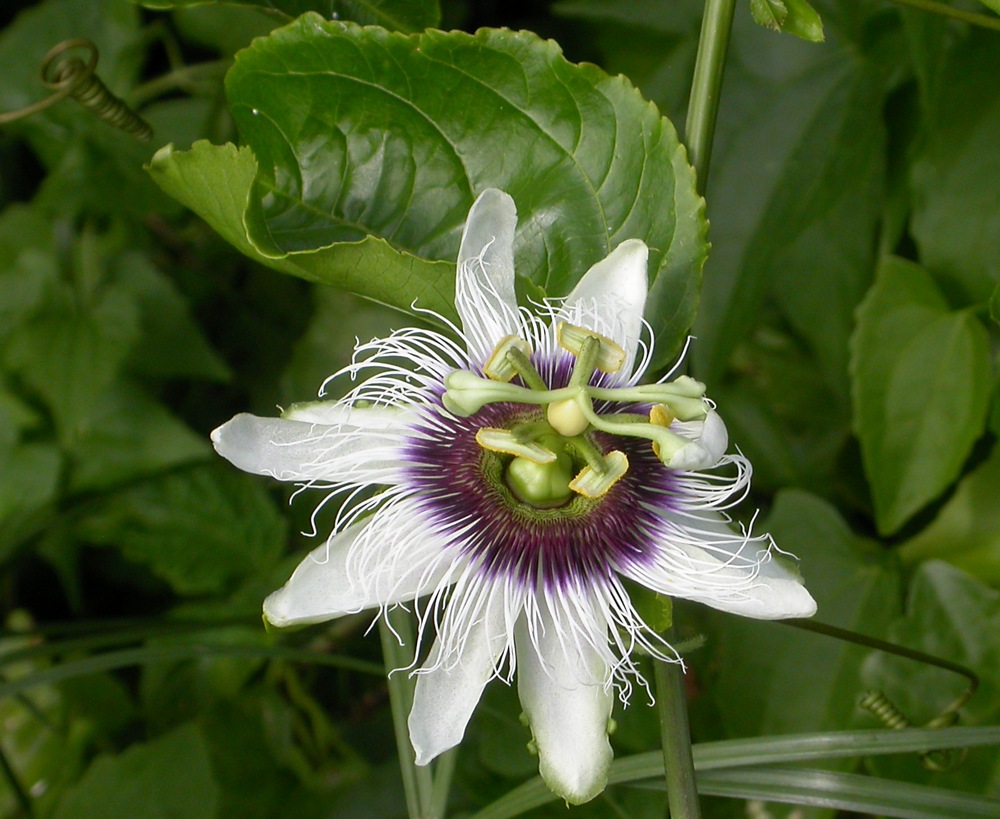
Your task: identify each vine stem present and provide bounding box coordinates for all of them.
[655,0,739,814]
[684,0,737,194]
[379,608,435,818]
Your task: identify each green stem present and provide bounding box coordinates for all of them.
[684,0,737,195]
[430,747,458,818]
[889,0,1000,32]
[654,640,701,818]
[379,609,435,819]
[653,1,740,812]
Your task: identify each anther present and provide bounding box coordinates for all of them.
[558,323,625,374]
[483,335,533,382]
[649,404,676,428]
[476,427,557,464]
[569,450,628,498]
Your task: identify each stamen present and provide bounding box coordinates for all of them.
[476,427,557,464]
[558,322,625,374]
[575,399,700,467]
[569,450,628,498]
[442,370,549,416]
[504,345,549,392]
[588,379,708,422]
[649,404,676,428]
[483,335,533,382]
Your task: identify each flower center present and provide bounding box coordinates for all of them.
[443,323,712,509]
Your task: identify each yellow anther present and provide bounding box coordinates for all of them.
[483,335,534,382]
[649,404,676,428]
[569,450,628,498]
[557,322,626,373]
[475,427,557,464]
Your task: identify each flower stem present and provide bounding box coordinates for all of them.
[379,608,435,818]
[684,0,737,194]
[654,636,702,819]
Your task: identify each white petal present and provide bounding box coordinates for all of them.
[263,520,447,627]
[282,400,413,428]
[625,512,817,620]
[516,607,614,804]
[408,592,508,765]
[456,189,522,363]
[559,239,648,379]
[211,412,405,484]
[668,410,729,470]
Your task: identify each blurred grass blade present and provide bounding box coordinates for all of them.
[690,766,999,818]
[470,727,1000,819]
[0,643,382,701]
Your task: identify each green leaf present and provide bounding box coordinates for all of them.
[154,18,708,364]
[990,283,999,326]
[910,32,1000,305]
[4,288,141,440]
[703,490,901,739]
[863,562,1000,798]
[899,451,1000,584]
[115,251,230,381]
[0,205,59,339]
[850,257,992,535]
[65,384,209,492]
[751,0,825,43]
[693,16,883,382]
[77,463,286,595]
[714,326,849,494]
[751,0,788,31]
[552,1,701,126]
[137,0,441,32]
[53,723,220,819]
[148,140,458,324]
[778,0,825,42]
[0,443,62,553]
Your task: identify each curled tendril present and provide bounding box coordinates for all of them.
[859,688,971,772]
[0,38,152,140]
[782,618,979,774]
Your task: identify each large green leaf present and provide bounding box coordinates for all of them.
[4,288,141,441]
[850,257,992,535]
[151,17,708,365]
[148,140,458,321]
[702,489,901,739]
[77,463,287,595]
[899,451,1000,584]
[64,384,209,492]
[138,0,441,32]
[691,7,885,384]
[910,31,1000,305]
[53,723,220,819]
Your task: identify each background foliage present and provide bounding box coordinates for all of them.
[1,0,998,816]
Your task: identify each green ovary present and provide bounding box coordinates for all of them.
[505,443,575,508]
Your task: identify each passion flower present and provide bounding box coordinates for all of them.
[211,189,816,804]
